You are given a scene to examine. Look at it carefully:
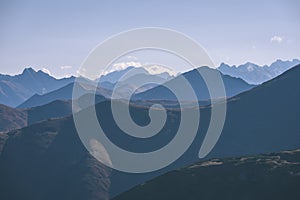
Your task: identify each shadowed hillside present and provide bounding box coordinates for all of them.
[0,118,111,200]
[113,149,300,200]
[0,104,27,132]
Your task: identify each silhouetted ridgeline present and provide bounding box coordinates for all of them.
[0,64,299,199]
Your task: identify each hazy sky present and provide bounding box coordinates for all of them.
[1,0,299,78]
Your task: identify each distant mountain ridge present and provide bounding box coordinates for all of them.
[2,59,298,107]
[0,66,174,108]
[98,67,174,93]
[0,68,74,107]
[98,66,175,84]
[218,59,300,84]
[18,66,255,108]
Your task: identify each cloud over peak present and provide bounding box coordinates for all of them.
[270,36,283,43]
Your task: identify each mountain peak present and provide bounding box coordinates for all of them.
[37,69,51,76]
[22,67,36,74]
[219,63,237,68]
[243,61,257,67]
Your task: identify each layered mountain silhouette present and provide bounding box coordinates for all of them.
[1,66,173,108]
[0,94,107,132]
[135,66,254,102]
[18,82,108,108]
[0,101,72,133]
[0,68,74,107]
[113,149,300,200]
[109,64,300,196]
[218,59,300,84]
[2,60,298,108]
[99,69,172,93]
[0,64,299,199]
[98,66,175,84]
[16,66,254,108]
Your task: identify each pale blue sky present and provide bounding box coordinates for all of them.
[0,0,299,78]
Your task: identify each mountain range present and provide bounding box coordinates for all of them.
[98,66,174,84]
[0,68,74,107]
[0,66,174,108]
[8,66,255,109]
[218,59,300,84]
[2,59,298,108]
[0,64,299,199]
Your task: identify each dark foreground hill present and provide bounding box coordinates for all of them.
[0,64,299,199]
[113,148,300,200]
[0,118,111,200]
